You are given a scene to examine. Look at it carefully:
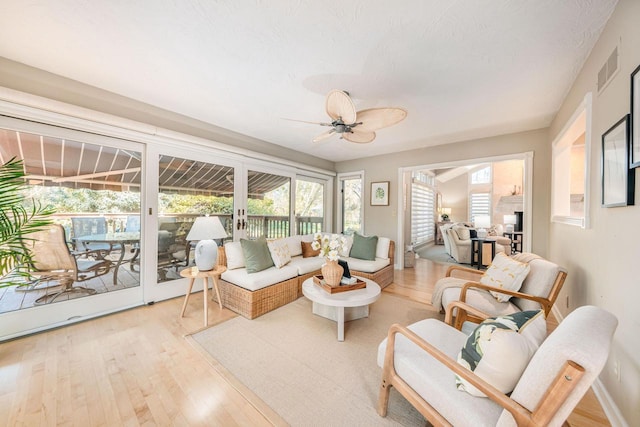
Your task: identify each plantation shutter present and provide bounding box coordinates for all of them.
[469,192,491,223]
[411,179,435,245]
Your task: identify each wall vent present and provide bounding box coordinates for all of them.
[597,45,619,94]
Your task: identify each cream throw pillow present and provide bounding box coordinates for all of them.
[480,252,530,302]
[267,239,292,269]
[453,226,471,240]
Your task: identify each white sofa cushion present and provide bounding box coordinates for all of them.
[221,264,298,291]
[375,236,391,260]
[224,241,245,270]
[282,235,303,257]
[378,319,503,426]
[288,256,324,275]
[343,256,389,273]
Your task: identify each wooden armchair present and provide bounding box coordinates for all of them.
[377,305,617,426]
[433,253,567,331]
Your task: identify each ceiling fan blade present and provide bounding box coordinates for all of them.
[355,108,407,132]
[342,129,376,144]
[282,118,332,126]
[312,129,336,143]
[325,90,357,124]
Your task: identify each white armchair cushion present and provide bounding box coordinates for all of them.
[453,226,471,240]
[378,319,504,426]
[456,310,546,397]
[480,252,530,302]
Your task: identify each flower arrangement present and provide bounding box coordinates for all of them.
[311,232,347,262]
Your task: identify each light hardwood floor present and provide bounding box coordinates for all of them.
[0,258,610,426]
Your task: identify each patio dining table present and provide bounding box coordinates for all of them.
[76,232,140,285]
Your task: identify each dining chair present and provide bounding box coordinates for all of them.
[71,216,121,258]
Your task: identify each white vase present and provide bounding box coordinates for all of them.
[194,239,218,271]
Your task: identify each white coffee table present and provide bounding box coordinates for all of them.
[302,276,381,341]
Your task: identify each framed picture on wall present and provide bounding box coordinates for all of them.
[370,181,390,206]
[630,64,640,168]
[601,114,634,207]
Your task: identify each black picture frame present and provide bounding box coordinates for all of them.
[602,114,634,207]
[631,64,640,168]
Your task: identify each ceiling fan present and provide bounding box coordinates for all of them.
[289,90,407,143]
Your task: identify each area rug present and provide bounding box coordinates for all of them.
[416,244,457,266]
[188,293,443,426]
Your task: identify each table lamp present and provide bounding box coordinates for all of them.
[474,215,491,238]
[186,216,228,271]
[504,214,517,233]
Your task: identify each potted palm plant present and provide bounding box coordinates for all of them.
[0,157,55,286]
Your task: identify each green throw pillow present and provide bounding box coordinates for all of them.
[240,236,274,273]
[349,232,378,261]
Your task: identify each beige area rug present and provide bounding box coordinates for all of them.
[188,293,443,426]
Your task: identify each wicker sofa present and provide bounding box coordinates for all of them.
[214,234,395,319]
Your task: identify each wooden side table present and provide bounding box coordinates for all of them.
[179,265,227,326]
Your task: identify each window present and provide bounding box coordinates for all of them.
[469,192,491,223]
[338,172,363,234]
[470,166,492,184]
[295,177,324,235]
[410,172,436,245]
[551,93,591,228]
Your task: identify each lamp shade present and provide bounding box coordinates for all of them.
[441,207,451,215]
[186,216,228,271]
[474,215,491,229]
[503,214,517,233]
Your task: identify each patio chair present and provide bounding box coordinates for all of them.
[377,305,617,426]
[71,216,121,259]
[26,224,111,304]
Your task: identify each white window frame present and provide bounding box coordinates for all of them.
[337,171,364,234]
[551,93,592,228]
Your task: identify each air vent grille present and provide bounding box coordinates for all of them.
[598,46,619,93]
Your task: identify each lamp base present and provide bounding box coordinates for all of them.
[194,239,218,271]
[476,228,488,239]
[505,224,515,233]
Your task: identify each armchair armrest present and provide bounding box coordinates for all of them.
[445,264,484,279]
[380,323,536,425]
[459,281,549,309]
[444,301,492,328]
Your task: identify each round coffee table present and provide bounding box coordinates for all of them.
[302,276,381,341]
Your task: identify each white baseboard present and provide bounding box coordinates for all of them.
[551,305,628,427]
[592,378,629,427]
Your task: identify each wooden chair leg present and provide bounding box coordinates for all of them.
[377,375,391,416]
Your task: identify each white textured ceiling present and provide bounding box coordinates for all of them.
[0,1,617,162]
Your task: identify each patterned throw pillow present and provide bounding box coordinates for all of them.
[480,252,530,302]
[456,310,546,397]
[267,239,291,269]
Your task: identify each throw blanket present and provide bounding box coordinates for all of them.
[430,253,543,311]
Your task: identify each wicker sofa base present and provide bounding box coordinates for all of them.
[215,276,299,320]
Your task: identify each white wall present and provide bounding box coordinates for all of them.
[548,0,639,424]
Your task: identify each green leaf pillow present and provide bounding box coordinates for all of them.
[456,310,546,397]
[240,236,275,273]
[349,232,378,261]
